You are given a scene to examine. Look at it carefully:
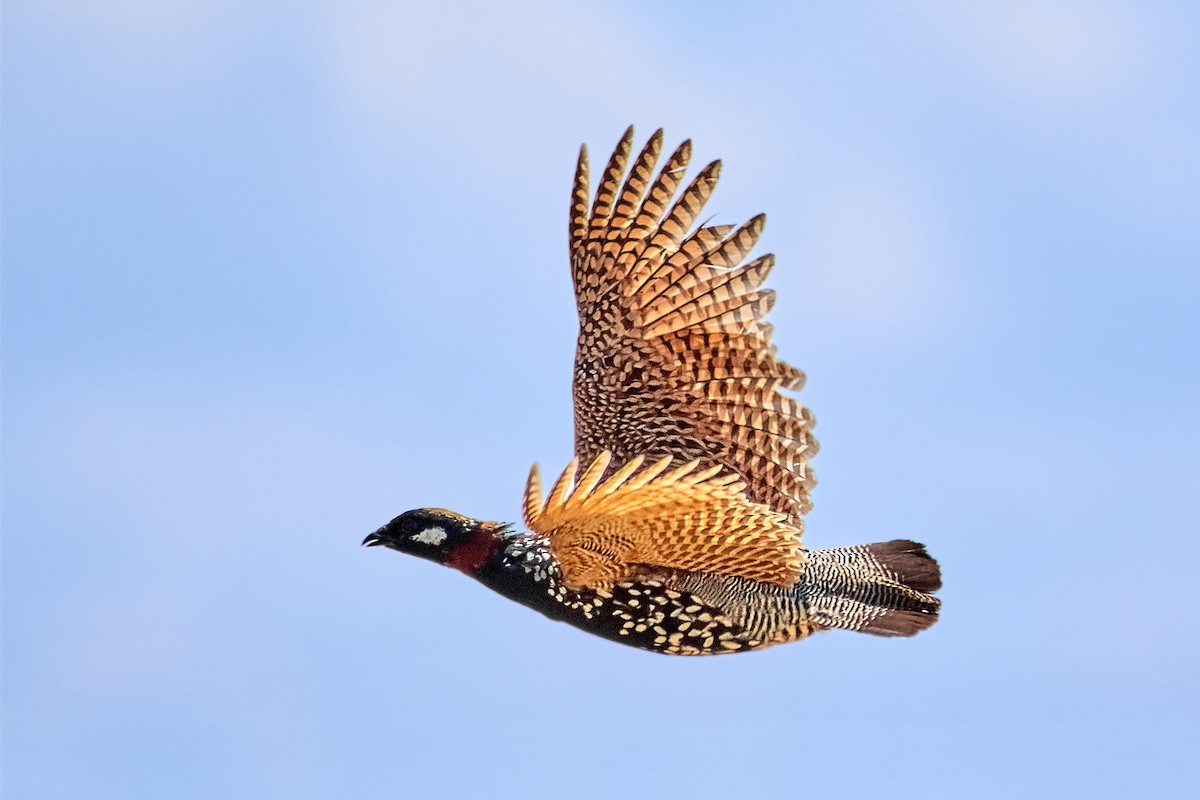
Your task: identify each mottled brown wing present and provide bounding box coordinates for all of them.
[523,452,805,591]
[569,126,818,524]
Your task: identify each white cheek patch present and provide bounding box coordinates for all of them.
[411,526,448,546]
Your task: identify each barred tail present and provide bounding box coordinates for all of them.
[803,540,942,637]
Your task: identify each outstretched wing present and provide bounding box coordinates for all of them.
[569,127,818,524]
[523,452,805,591]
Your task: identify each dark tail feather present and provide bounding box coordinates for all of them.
[804,540,941,637]
[867,539,943,593]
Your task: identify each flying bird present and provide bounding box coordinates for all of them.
[364,127,941,654]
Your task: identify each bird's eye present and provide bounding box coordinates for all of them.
[400,516,424,535]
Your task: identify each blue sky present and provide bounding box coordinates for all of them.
[4,2,1198,798]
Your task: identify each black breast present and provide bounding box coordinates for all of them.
[472,534,752,655]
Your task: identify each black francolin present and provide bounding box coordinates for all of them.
[364,127,941,655]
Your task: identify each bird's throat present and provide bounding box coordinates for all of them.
[445,522,504,576]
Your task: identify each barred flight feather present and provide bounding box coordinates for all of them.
[570,127,817,521]
[523,452,805,591]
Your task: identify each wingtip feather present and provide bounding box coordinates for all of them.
[523,462,543,527]
[546,457,580,510]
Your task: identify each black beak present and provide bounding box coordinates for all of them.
[362,531,385,547]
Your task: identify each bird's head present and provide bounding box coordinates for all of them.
[363,508,506,575]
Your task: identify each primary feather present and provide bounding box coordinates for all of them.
[569,127,817,524]
[523,452,805,591]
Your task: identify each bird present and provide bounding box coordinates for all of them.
[363,127,941,655]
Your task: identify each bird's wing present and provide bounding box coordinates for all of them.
[569,127,818,524]
[523,451,805,591]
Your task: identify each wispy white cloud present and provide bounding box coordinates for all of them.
[319,1,779,185]
[908,0,1148,107]
[35,0,228,37]
[28,0,239,69]
[901,2,1196,249]
[795,159,962,338]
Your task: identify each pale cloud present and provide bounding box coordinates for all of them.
[910,1,1198,239]
[319,2,778,183]
[798,160,961,337]
[30,0,237,62]
[909,0,1148,107]
[324,2,637,132]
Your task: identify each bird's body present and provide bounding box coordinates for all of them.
[365,127,941,654]
[479,530,768,655]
